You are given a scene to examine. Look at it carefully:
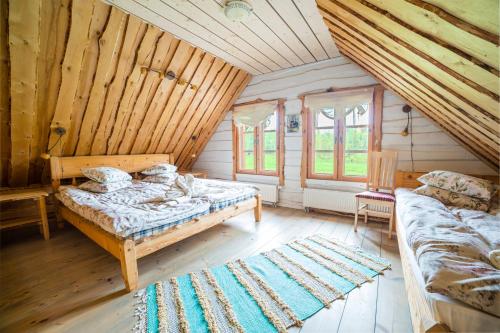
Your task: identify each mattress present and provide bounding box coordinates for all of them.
[57,179,257,239]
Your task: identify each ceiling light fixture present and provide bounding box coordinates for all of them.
[224,1,253,22]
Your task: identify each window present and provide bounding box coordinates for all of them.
[233,100,284,181]
[303,86,383,182]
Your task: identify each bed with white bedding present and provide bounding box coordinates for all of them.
[50,154,263,292]
[395,188,500,332]
[57,178,257,240]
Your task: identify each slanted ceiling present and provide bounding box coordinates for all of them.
[316,0,500,170]
[1,0,251,187]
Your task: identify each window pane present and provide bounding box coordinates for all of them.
[345,104,369,126]
[316,109,335,127]
[263,131,276,150]
[344,152,368,177]
[314,151,334,174]
[242,151,254,170]
[263,113,276,131]
[314,129,334,150]
[263,151,276,171]
[345,127,368,150]
[243,132,254,150]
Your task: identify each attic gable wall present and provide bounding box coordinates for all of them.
[316,0,499,170]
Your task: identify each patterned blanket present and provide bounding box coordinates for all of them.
[57,178,257,238]
[395,188,500,317]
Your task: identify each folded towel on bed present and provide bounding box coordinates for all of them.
[489,250,500,269]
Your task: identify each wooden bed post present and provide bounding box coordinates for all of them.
[254,194,262,222]
[119,240,138,292]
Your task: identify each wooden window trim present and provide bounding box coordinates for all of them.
[233,99,285,182]
[301,85,383,187]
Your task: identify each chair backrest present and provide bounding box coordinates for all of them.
[366,151,398,193]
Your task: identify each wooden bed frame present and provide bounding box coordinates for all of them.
[394,171,499,333]
[50,154,262,291]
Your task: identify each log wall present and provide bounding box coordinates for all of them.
[1,0,250,187]
[194,58,495,209]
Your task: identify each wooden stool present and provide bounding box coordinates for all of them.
[0,188,50,240]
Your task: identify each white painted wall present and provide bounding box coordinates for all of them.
[194,57,495,209]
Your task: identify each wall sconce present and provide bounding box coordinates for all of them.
[400,104,412,137]
[40,126,66,160]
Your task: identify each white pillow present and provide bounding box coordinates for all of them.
[81,167,132,183]
[142,173,178,184]
[79,180,132,193]
[141,163,177,175]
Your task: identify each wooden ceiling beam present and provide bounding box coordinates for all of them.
[317,0,499,117]
[90,16,147,155]
[165,59,226,155]
[172,64,234,162]
[185,71,252,170]
[321,10,499,143]
[145,48,206,154]
[105,26,163,155]
[418,0,499,36]
[362,0,498,71]
[150,53,215,154]
[322,15,499,150]
[116,33,178,155]
[129,43,198,154]
[75,8,128,156]
[63,3,111,156]
[176,67,240,167]
[335,0,499,96]
[8,0,40,186]
[336,44,498,170]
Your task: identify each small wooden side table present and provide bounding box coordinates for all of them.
[0,188,50,240]
[178,170,208,179]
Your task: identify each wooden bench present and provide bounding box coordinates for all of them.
[0,188,50,240]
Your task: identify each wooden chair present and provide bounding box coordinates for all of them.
[354,151,398,239]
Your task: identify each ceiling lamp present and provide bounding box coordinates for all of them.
[224,1,252,22]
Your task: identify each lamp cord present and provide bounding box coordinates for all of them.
[409,111,414,172]
[47,134,63,153]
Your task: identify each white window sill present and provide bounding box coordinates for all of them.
[306,179,365,193]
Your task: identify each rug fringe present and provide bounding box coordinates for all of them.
[133,289,148,333]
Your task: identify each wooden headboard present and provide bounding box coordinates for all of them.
[50,154,174,189]
[395,171,499,188]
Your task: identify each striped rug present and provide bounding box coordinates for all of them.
[134,234,390,333]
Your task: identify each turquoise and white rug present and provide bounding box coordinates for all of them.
[134,234,391,333]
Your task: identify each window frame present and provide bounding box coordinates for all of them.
[302,85,383,184]
[233,99,285,183]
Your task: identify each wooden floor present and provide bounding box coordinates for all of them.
[0,206,413,332]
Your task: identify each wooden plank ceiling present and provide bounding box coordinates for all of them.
[105,0,340,75]
[2,0,251,186]
[316,0,500,170]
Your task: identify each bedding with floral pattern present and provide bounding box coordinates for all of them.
[417,170,494,201]
[414,184,490,211]
[396,188,500,317]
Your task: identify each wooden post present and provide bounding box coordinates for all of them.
[38,196,50,240]
[119,239,138,291]
[254,194,262,222]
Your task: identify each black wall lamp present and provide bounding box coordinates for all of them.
[40,126,66,160]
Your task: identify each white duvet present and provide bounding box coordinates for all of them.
[396,188,500,317]
[57,178,257,238]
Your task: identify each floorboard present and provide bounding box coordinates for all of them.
[0,206,413,332]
